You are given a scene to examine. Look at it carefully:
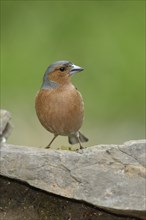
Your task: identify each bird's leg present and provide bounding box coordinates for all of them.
[46,134,58,149]
[79,141,84,150]
[77,132,84,150]
[76,137,84,154]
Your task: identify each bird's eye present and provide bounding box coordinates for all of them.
[60,67,65,72]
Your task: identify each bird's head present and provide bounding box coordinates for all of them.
[41,60,84,89]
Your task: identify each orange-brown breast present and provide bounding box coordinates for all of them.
[35,84,84,136]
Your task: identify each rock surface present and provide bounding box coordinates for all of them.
[0,140,146,219]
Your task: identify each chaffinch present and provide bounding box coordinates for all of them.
[35,60,88,149]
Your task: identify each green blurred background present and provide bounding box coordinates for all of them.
[1,0,145,148]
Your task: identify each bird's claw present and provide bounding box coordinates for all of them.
[76,148,84,154]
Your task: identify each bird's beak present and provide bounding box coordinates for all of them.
[70,64,84,75]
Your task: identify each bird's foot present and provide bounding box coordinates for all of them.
[45,145,51,149]
[76,149,84,154]
[76,145,84,154]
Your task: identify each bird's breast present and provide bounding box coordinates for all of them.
[35,84,84,135]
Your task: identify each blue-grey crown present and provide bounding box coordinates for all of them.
[46,60,72,73]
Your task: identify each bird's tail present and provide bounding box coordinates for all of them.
[68,131,88,145]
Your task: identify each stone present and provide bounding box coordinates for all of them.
[0,109,13,143]
[0,140,146,219]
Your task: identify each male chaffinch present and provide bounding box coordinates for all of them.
[35,60,88,149]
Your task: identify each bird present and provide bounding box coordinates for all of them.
[35,60,88,149]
